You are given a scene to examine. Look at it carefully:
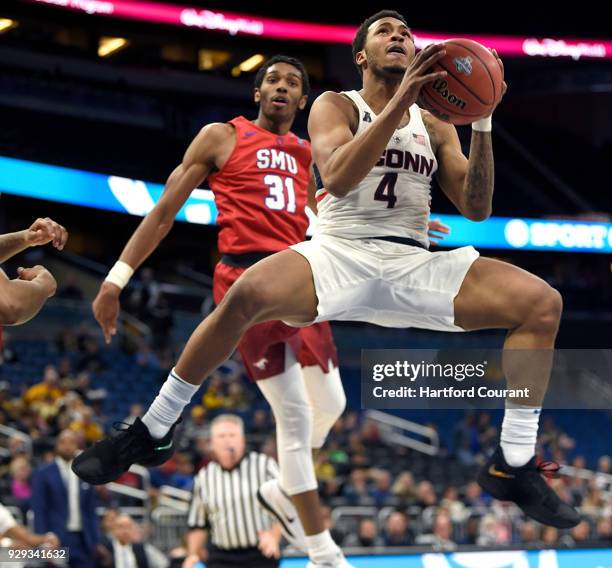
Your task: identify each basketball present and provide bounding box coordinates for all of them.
[420,38,504,125]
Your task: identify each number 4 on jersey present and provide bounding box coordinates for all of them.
[374,173,398,208]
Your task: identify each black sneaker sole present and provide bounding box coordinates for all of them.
[477,468,580,529]
[72,454,129,485]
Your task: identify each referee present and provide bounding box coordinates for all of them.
[183,414,282,568]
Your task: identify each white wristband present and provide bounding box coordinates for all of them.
[104,261,134,290]
[472,116,492,132]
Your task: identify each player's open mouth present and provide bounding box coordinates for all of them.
[272,96,288,108]
[387,45,407,56]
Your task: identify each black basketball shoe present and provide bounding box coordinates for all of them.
[477,446,580,528]
[72,417,180,485]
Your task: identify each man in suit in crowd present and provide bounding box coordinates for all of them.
[32,429,99,567]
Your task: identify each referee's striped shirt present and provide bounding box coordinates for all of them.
[187,451,279,550]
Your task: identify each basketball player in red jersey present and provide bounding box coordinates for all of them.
[75,56,352,567]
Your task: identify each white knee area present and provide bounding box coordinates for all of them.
[303,364,346,449]
[257,348,317,495]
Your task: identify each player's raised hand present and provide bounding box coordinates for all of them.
[25,217,68,250]
[396,43,447,109]
[93,282,121,344]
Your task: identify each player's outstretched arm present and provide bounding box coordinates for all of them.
[93,122,230,343]
[309,44,447,198]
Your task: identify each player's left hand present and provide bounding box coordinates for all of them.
[428,218,450,245]
[25,218,68,250]
[258,530,281,559]
[489,48,508,109]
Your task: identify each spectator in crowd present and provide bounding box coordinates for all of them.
[417,510,456,551]
[391,471,417,506]
[463,481,488,509]
[32,430,98,567]
[8,456,32,513]
[369,469,392,507]
[150,294,174,351]
[582,480,605,518]
[99,513,168,568]
[382,511,415,547]
[168,453,194,492]
[475,514,499,547]
[77,336,105,373]
[595,455,611,490]
[460,515,480,545]
[135,340,161,370]
[440,486,468,523]
[224,381,250,411]
[342,469,372,506]
[100,508,120,539]
[568,520,597,547]
[180,405,208,450]
[24,365,63,407]
[416,481,438,528]
[519,521,541,546]
[342,519,384,548]
[69,406,104,444]
[202,374,225,410]
[541,526,559,547]
[129,267,161,322]
[596,517,611,545]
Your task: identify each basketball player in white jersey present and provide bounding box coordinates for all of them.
[74,9,579,535]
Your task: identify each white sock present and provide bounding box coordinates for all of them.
[141,368,200,439]
[500,402,542,467]
[305,530,341,562]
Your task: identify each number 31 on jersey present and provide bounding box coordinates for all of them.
[264,174,296,213]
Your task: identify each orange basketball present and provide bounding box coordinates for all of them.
[420,38,503,125]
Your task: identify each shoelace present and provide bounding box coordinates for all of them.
[535,459,561,479]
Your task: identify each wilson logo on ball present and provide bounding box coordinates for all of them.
[453,56,473,74]
[432,80,467,110]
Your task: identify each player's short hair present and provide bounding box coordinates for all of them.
[254,55,310,96]
[352,10,408,76]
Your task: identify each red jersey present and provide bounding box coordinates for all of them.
[207,116,312,254]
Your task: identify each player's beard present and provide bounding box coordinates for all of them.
[369,52,406,82]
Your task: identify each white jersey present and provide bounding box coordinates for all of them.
[315,90,437,246]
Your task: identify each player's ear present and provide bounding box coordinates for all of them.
[355,50,367,72]
[298,94,308,111]
[254,88,261,106]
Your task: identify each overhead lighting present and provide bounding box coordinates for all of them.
[0,19,18,34]
[231,66,242,77]
[198,49,231,71]
[98,37,129,58]
[238,54,265,72]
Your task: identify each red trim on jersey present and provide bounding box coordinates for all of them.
[315,190,328,202]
